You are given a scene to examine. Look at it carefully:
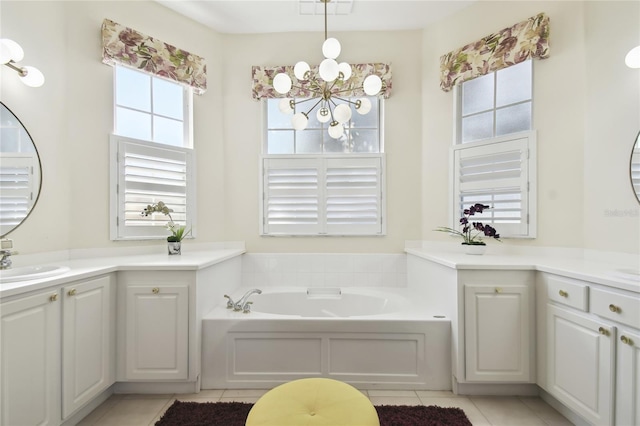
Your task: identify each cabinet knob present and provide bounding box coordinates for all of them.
[609,304,620,313]
[68,288,76,296]
[494,288,502,294]
[598,327,610,336]
[558,290,568,298]
[621,335,633,345]
[152,287,160,294]
[49,294,58,302]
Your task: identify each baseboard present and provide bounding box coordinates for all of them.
[539,388,590,426]
[113,381,199,394]
[61,385,114,426]
[452,377,539,396]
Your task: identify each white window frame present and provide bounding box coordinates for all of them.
[261,98,386,236]
[260,154,385,236]
[450,131,537,239]
[110,66,195,241]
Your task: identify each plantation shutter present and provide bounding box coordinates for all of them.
[262,156,384,235]
[111,135,194,240]
[632,143,640,199]
[325,157,382,235]
[0,154,39,231]
[453,134,534,237]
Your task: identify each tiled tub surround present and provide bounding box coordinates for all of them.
[241,252,407,288]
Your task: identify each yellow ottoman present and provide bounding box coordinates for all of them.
[246,378,380,426]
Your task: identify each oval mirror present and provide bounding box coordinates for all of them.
[631,131,640,204]
[0,102,42,237]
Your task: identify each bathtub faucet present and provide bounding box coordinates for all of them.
[234,288,262,313]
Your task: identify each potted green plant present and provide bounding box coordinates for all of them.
[434,203,500,254]
[141,201,191,255]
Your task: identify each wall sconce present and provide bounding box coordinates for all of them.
[1,39,45,87]
[625,45,640,69]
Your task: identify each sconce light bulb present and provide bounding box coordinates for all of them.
[625,45,640,69]
[0,39,24,64]
[19,66,45,87]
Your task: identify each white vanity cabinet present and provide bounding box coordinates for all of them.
[0,274,115,425]
[458,270,535,384]
[61,275,115,418]
[539,272,640,425]
[1,288,61,426]
[464,282,533,382]
[117,271,191,381]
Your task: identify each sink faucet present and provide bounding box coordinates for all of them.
[0,239,17,270]
[232,288,262,313]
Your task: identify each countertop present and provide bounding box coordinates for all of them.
[405,247,640,293]
[0,248,245,299]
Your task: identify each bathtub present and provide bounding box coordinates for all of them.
[201,287,451,390]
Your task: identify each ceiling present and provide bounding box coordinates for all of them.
[156,0,475,34]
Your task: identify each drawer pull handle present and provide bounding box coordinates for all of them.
[152,287,160,294]
[49,294,58,302]
[609,304,620,313]
[495,288,502,294]
[68,288,76,296]
[558,290,568,297]
[598,327,610,336]
[621,335,633,345]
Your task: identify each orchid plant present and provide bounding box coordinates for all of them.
[140,201,191,242]
[434,203,500,245]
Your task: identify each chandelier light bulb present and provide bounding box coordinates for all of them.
[363,74,383,96]
[291,112,309,131]
[0,39,24,64]
[625,45,640,69]
[273,73,292,94]
[328,122,344,139]
[278,98,294,114]
[338,62,352,81]
[317,106,331,123]
[319,58,339,82]
[322,38,341,60]
[294,61,311,80]
[333,104,352,124]
[355,98,372,115]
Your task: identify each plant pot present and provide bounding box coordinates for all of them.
[168,241,181,255]
[462,242,486,255]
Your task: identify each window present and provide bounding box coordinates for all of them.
[453,60,536,238]
[458,60,532,144]
[261,98,385,236]
[110,66,195,240]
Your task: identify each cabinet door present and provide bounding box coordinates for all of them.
[1,290,61,426]
[62,276,113,418]
[465,284,532,382]
[547,304,614,425]
[616,328,640,426]
[125,285,189,380]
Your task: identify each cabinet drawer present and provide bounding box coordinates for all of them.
[547,276,589,311]
[590,287,640,328]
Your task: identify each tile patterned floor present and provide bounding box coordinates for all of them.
[77,389,574,425]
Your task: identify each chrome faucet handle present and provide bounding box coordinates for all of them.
[223,294,235,309]
[242,301,253,314]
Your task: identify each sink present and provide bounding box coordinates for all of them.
[0,265,71,283]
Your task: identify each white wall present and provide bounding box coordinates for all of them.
[1,1,638,256]
[220,30,422,253]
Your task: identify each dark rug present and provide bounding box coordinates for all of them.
[155,400,472,426]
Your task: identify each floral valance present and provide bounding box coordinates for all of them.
[252,63,392,100]
[101,19,207,95]
[440,12,550,92]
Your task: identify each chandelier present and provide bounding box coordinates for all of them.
[272,0,383,139]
